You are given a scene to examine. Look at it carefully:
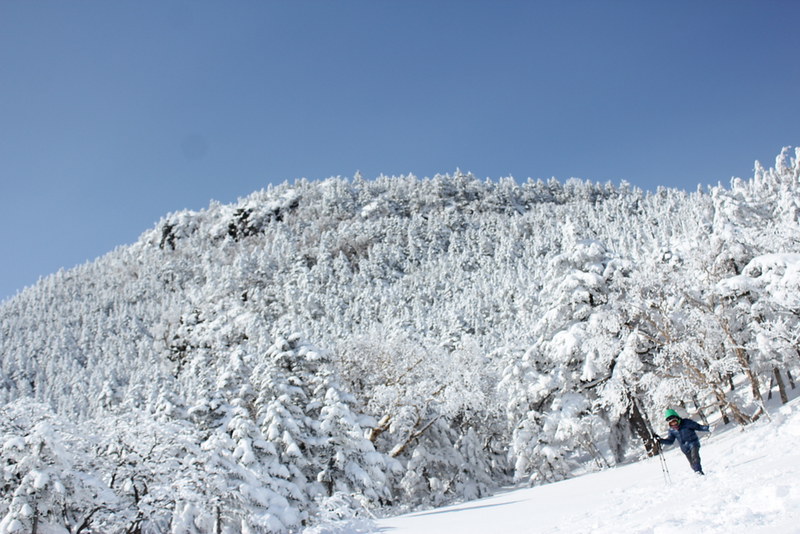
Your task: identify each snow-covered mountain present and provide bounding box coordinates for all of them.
[1,148,799,533]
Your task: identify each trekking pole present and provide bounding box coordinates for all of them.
[656,441,672,486]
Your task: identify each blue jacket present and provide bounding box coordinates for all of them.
[659,418,709,453]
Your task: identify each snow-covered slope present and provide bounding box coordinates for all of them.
[2,150,799,532]
[367,398,800,534]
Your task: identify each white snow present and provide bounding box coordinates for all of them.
[324,398,800,533]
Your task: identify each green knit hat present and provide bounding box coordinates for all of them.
[664,409,680,420]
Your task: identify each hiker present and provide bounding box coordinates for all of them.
[656,409,711,475]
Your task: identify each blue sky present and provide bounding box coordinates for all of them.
[1,1,798,301]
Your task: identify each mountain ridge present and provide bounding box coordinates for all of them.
[1,149,799,532]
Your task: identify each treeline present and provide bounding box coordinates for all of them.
[1,148,799,532]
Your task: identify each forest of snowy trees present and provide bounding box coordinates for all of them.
[1,148,799,533]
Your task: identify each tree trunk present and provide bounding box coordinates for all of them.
[581,434,610,468]
[367,414,391,443]
[719,318,763,402]
[390,416,439,458]
[718,404,731,425]
[767,372,776,401]
[75,507,100,534]
[626,394,659,457]
[774,367,789,404]
[733,344,763,402]
[692,395,709,425]
[713,386,753,424]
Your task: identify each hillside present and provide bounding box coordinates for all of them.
[1,148,799,532]
[372,396,800,534]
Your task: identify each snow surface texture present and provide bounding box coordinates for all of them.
[313,398,800,534]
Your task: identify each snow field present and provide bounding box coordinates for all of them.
[367,398,800,534]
